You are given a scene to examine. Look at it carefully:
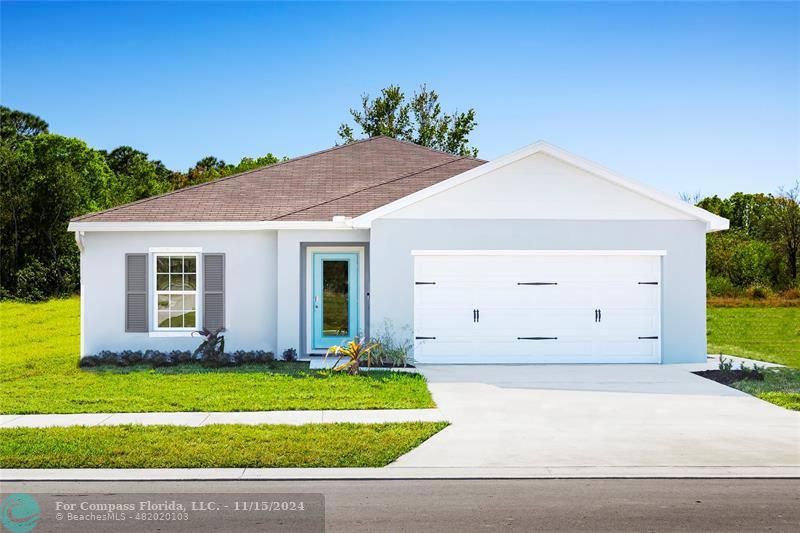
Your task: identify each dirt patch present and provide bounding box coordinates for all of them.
[694,369,764,386]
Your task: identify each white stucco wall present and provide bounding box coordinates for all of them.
[79,229,370,357]
[385,152,695,221]
[369,219,708,364]
[80,230,278,355]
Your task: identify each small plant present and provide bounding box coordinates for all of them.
[371,320,414,367]
[739,361,765,381]
[325,337,378,375]
[193,327,226,368]
[282,347,298,362]
[718,355,734,374]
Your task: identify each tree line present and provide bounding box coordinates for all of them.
[0,106,283,300]
[697,188,800,297]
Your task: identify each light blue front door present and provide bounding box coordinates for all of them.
[312,252,359,350]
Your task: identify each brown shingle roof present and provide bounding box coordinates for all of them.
[73,136,487,223]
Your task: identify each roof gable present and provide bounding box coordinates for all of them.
[351,141,729,231]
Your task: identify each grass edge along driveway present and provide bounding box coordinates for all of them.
[707,306,800,411]
[0,422,449,469]
[0,298,434,414]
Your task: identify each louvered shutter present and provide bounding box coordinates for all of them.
[125,254,148,332]
[203,254,225,331]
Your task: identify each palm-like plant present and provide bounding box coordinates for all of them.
[325,337,379,375]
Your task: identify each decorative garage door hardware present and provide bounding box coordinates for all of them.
[473,309,480,323]
[518,337,559,340]
[594,309,602,322]
[638,336,659,340]
[517,282,558,285]
[638,281,659,285]
[415,281,436,285]
[415,336,436,340]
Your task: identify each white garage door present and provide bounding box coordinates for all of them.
[413,251,662,364]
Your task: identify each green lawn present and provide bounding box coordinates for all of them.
[707,306,800,410]
[0,422,448,468]
[0,298,434,414]
[730,368,800,411]
[707,307,800,368]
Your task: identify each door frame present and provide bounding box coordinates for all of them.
[300,243,369,356]
[411,249,664,364]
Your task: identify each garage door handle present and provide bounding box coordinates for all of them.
[476,309,480,323]
[473,309,477,323]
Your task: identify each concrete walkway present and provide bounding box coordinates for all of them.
[0,409,445,428]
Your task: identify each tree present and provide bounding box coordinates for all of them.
[338,84,479,157]
[0,134,115,299]
[0,106,49,146]
[771,182,800,281]
[102,146,173,203]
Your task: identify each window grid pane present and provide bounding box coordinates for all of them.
[155,255,198,330]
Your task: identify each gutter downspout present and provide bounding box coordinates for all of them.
[74,231,85,358]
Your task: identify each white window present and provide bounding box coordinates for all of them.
[154,254,199,330]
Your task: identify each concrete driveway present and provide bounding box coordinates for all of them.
[392,363,800,469]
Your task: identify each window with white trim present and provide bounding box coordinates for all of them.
[154,254,198,329]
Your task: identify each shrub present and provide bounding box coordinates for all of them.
[371,320,414,367]
[193,328,226,368]
[282,348,297,362]
[718,355,734,374]
[325,337,378,374]
[739,361,765,381]
[782,287,800,300]
[747,285,771,300]
[80,349,276,369]
[706,275,740,298]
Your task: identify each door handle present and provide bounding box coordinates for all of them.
[473,309,477,323]
[477,309,480,323]
[598,309,602,322]
[594,309,599,322]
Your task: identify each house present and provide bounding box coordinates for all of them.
[68,137,728,364]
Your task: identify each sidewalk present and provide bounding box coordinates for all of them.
[0,408,445,428]
[3,465,799,481]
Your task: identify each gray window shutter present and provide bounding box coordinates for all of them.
[203,253,225,331]
[125,254,148,332]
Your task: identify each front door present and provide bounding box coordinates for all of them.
[312,252,360,350]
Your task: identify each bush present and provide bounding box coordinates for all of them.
[79,349,275,369]
[747,285,771,300]
[282,348,297,362]
[707,275,740,298]
[371,320,414,367]
[782,287,800,300]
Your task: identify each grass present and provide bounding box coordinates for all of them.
[0,422,448,468]
[0,298,434,414]
[730,368,800,411]
[707,306,800,410]
[707,307,800,368]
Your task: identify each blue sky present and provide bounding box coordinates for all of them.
[2,1,798,197]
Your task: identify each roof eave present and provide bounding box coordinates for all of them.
[67,220,356,232]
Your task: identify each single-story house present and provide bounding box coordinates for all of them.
[69,137,728,364]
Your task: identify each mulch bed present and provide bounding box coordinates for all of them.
[694,369,764,386]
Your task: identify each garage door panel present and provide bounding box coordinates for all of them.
[413,252,661,364]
